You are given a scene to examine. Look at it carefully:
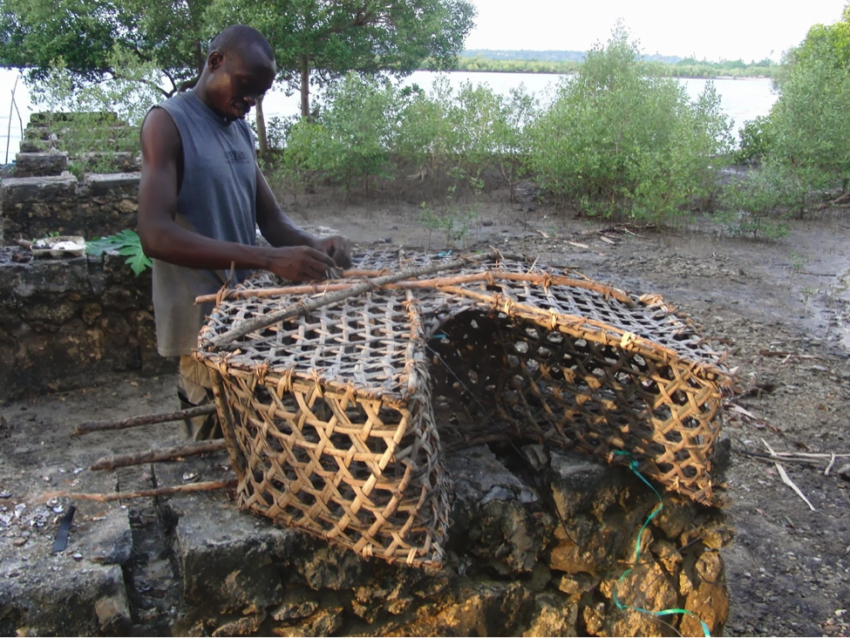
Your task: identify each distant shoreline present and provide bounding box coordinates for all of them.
[417,68,775,81]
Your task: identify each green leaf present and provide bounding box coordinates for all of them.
[125,251,153,277]
[85,236,114,257]
[85,229,150,275]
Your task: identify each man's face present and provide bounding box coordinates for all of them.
[207,47,276,121]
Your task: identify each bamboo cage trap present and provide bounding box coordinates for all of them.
[195,249,728,568]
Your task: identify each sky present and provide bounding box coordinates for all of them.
[465,0,848,62]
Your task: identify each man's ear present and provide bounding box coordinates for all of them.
[208,51,224,71]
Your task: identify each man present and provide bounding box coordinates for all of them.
[138,25,352,439]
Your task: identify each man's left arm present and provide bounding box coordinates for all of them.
[254,164,353,268]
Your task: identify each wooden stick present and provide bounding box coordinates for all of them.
[825,453,837,476]
[776,464,816,511]
[90,440,227,471]
[736,449,823,466]
[762,439,815,511]
[771,452,850,459]
[75,405,217,436]
[5,75,17,164]
[195,270,635,305]
[757,350,835,361]
[206,254,487,348]
[42,479,237,503]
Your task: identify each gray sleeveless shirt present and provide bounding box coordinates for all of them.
[150,91,257,356]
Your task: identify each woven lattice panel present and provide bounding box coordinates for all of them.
[196,249,726,567]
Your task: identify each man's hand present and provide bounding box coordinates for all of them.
[313,235,353,269]
[262,246,338,282]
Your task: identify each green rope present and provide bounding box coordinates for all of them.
[612,451,711,638]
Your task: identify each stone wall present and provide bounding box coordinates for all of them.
[0,172,140,242]
[13,151,70,178]
[0,110,141,242]
[182,444,728,638]
[0,251,172,401]
[0,443,732,636]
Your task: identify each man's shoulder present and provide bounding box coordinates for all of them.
[142,106,179,137]
[140,107,181,162]
[156,91,193,115]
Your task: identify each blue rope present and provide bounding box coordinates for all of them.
[612,451,711,638]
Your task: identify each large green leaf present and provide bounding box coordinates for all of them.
[85,229,151,276]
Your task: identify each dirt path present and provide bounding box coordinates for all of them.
[2,187,849,636]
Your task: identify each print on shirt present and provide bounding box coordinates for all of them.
[224,150,251,164]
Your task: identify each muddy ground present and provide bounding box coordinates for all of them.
[2,182,850,636]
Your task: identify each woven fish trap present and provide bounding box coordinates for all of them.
[195,249,727,568]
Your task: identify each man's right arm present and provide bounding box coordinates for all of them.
[137,108,336,282]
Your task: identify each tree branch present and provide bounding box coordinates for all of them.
[178,74,200,93]
[110,69,170,98]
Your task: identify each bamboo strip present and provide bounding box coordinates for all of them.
[195,271,635,306]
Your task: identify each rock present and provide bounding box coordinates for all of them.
[582,601,606,635]
[652,498,692,540]
[527,562,552,592]
[0,168,141,241]
[173,496,296,615]
[650,539,683,575]
[81,512,133,566]
[116,198,137,215]
[678,551,728,635]
[0,174,79,239]
[549,451,617,520]
[271,590,320,621]
[694,550,724,583]
[211,613,266,637]
[599,559,678,636]
[446,445,538,506]
[95,592,132,634]
[521,444,549,470]
[0,563,131,636]
[386,596,415,615]
[307,603,344,635]
[549,514,623,575]
[557,572,598,597]
[80,302,103,326]
[0,254,163,402]
[77,151,140,173]
[522,592,578,636]
[837,464,850,481]
[223,565,284,614]
[393,581,534,636]
[612,557,677,606]
[446,446,545,573]
[712,431,732,475]
[477,498,543,573]
[273,626,314,638]
[294,544,365,591]
[13,152,70,178]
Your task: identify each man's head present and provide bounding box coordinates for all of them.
[198,25,276,121]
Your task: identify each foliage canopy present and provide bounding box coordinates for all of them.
[525,26,732,220]
[0,0,210,96]
[204,0,476,116]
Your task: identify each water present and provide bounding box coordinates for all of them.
[0,68,776,159]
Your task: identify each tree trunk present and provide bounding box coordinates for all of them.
[300,55,310,119]
[255,94,269,158]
